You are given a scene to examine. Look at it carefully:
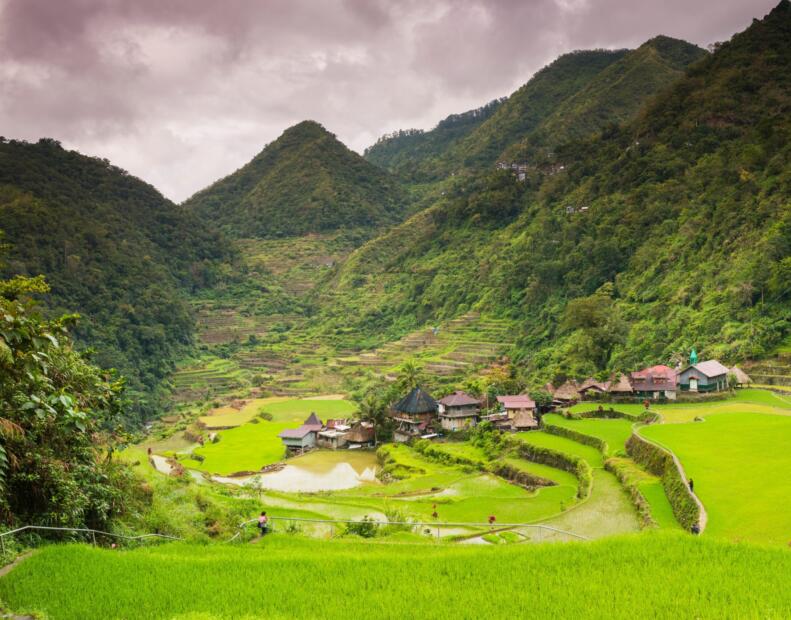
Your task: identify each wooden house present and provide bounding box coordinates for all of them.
[677,360,730,393]
[390,386,438,443]
[630,365,677,400]
[278,413,324,454]
[437,391,480,431]
[496,395,538,430]
[345,423,376,449]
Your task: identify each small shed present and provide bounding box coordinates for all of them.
[729,366,752,387]
[677,360,730,392]
[438,391,480,431]
[579,377,609,397]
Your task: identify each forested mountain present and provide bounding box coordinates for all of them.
[0,139,232,420]
[321,2,791,382]
[184,121,408,238]
[364,98,505,175]
[499,36,707,162]
[365,37,706,183]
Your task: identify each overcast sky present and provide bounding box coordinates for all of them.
[0,0,776,202]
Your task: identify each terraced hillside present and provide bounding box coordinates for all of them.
[337,312,515,379]
[742,353,791,389]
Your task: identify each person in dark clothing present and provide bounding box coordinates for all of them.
[691,523,700,535]
[258,511,269,535]
[688,478,694,493]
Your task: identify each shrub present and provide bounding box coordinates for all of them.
[345,516,379,538]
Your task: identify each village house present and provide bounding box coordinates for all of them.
[607,373,634,396]
[578,377,609,397]
[437,391,480,431]
[496,395,538,430]
[630,365,677,400]
[677,360,730,392]
[552,380,581,406]
[278,413,323,454]
[390,386,438,443]
[344,423,376,449]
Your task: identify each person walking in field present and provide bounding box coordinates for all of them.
[688,479,694,493]
[258,511,269,536]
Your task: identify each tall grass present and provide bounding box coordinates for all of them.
[2,534,790,619]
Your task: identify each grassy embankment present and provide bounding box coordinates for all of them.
[2,534,790,619]
[540,414,679,529]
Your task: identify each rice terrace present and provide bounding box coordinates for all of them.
[1,1,791,618]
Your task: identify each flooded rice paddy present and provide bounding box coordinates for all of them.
[213,450,380,492]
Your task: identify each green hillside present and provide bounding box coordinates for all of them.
[501,36,707,160]
[364,98,504,176]
[0,139,232,420]
[323,2,791,381]
[184,120,408,237]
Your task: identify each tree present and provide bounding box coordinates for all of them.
[357,394,387,446]
[395,359,425,393]
[0,271,132,528]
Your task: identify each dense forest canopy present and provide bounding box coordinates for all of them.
[184,120,408,238]
[0,139,233,422]
[320,3,791,382]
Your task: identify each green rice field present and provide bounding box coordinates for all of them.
[641,412,791,545]
[183,398,357,474]
[542,414,634,455]
[570,389,791,423]
[2,534,790,619]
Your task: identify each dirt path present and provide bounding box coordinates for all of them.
[0,550,35,578]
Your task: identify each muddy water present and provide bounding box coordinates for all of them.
[213,450,380,492]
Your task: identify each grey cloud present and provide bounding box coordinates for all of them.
[0,0,777,201]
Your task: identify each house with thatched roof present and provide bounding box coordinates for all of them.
[677,360,730,392]
[390,386,438,442]
[437,391,480,431]
[607,373,634,395]
[496,395,538,430]
[345,423,376,449]
[579,377,609,397]
[552,380,580,405]
[729,366,752,387]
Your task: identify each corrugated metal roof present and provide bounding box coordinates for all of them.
[438,391,480,407]
[690,360,730,377]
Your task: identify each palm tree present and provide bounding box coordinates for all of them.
[357,394,384,447]
[396,359,425,393]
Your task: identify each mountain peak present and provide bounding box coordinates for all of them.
[184,123,406,238]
